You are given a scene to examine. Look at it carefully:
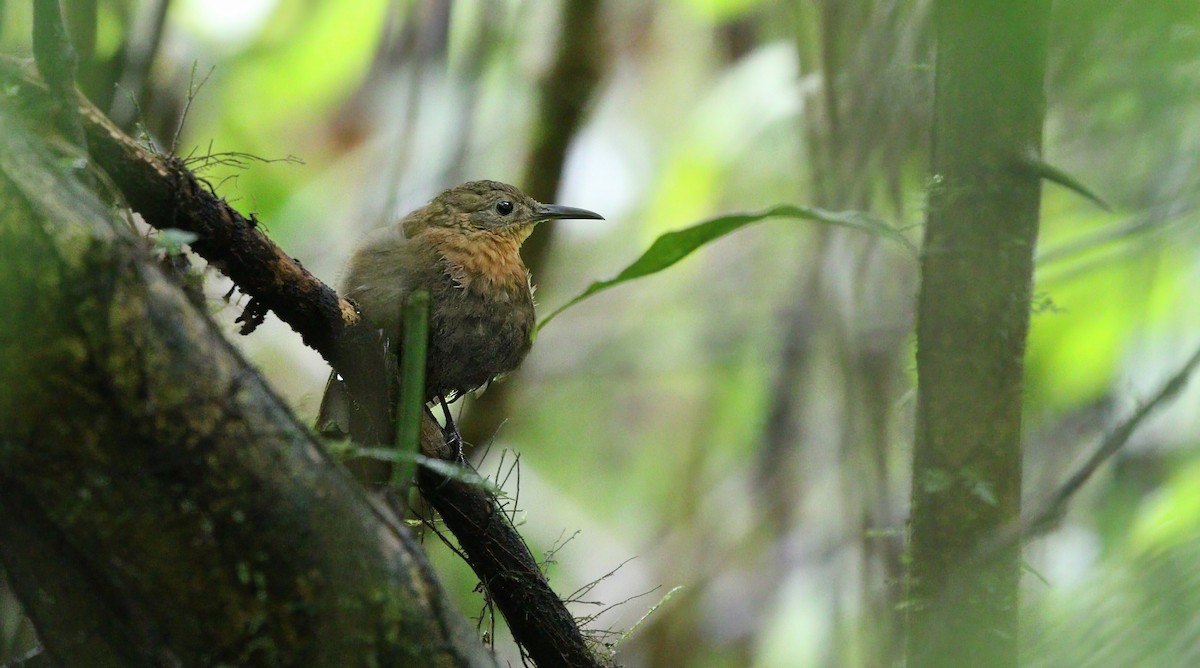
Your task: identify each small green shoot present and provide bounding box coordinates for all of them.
[392,289,429,488]
[612,585,684,651]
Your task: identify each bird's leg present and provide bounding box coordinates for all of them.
[438,395,466,464]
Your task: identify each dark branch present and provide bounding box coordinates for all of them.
[418,425,603,667]
[0,102,495,666]
[1,56,603,667]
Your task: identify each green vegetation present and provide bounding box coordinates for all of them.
[3,1,1200,665]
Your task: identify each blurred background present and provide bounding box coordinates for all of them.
[3,1,1200,666]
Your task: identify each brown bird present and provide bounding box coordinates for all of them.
[318,180,603,445]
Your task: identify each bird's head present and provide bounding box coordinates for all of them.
[404,180,603,238]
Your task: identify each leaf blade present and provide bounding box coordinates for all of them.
[1026,157,1113,212]
[537,204,915,331]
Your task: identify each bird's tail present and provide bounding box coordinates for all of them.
[316,371,350,440]
[316,371,395,487]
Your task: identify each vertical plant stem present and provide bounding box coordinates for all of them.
[907,1,1050,666]
[393,289,430,488]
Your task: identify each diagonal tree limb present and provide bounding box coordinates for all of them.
[417,419,602,667]
[2,54,394,451]
[1,56,604,668]
[0,102,495,667]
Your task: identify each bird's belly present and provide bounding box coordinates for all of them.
[425,286,534,399]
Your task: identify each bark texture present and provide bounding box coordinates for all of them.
[0,96,494,668]
[907,1,1050,666]
[1,57,604,668]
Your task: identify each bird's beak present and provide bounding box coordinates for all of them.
[534,203,605,222]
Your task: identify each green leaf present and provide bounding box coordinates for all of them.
[350,447,500,493]
[615,585,685,651]
[537,204,916,331]
[1025,157,1112,212]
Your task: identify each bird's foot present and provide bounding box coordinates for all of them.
[438,395,467,465]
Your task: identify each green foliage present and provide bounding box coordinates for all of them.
[1026,453,1200,667]
[346,447,499,494]
[538,204,916,330]
[674,0,768,21]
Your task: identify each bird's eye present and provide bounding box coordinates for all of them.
[495,200,514,216]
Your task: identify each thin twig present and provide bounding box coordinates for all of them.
[566,557,636,605]
[980,341,1200,558]
[575,584,662,630]
[171,63,214,155]
[542,529,581,569]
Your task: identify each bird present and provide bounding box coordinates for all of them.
[318,180,603,452]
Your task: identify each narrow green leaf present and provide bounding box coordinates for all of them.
[1025,157,1112,212]
[538,204,915,331]
[392,289,429,488]
[614,585,685,650]
[352,448,499,493]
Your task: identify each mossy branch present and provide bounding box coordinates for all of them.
[0,56,604,668]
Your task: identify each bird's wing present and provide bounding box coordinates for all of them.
[316,223,418,443]
[340,224,419,345]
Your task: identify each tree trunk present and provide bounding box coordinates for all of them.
[907,1,1049,666]
[0,95,494,668]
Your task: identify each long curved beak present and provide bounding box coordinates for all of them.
[535,203,604,221]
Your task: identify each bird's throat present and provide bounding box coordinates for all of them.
[431,226,532,293]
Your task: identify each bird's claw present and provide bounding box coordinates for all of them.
[438,395,467,465]
[444,427,466,465]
